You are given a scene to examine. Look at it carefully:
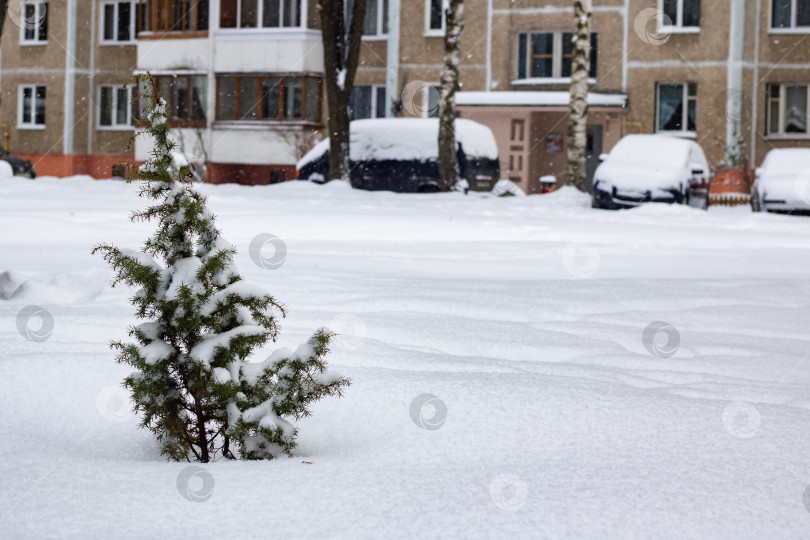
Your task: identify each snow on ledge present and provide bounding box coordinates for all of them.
[456,91,627,108]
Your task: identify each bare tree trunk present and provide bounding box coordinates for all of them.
[0,1,9,40]
[565,0,592,191]
[438,0,464,191]
[319,0,366,180]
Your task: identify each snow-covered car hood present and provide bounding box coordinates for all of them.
[594,161,683,192]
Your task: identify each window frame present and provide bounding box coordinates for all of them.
[150,74,208,128]
[98,84,137,130]
[20,1,48,45]
[658,0,701,32]
[218,0,303,30]
[349,84,387,120]
[100,1,138,44]
[142,0,209,35]
[766,83,810,138]
[361,0,389,39]
[515,31,598,83]
[655,81,698,135]
[214,73,322,124]
[18,84,46,129]
[421,82,441,118]
[424,0,444,35]
[770,0,810,32]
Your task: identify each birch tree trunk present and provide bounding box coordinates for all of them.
[319,0,367,181]
[565,0,592,191]
[438,0,464,191]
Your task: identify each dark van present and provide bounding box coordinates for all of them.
[295,118,500,192]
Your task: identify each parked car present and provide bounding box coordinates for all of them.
[296,118,500,193]
[0,149,35,178]
[591,134,709,210]
[751,148,810,213]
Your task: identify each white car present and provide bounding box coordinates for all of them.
[751,148,810,213]
[592,134,710,210]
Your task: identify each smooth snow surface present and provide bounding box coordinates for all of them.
[2,176,810,539]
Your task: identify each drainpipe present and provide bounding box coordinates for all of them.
[63,0,77,157]
[726,0,746,163]
[485,0,492,90]
[206,0,215,172]
[622,0,628,92]
[751,0,760,165]
[87,0,96,156]
[385,0,400,116]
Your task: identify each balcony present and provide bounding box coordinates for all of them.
[137,0,210,40]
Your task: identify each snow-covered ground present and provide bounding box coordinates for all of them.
[2,175,810,539]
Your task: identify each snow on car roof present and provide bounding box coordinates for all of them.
[455,91,627,108]
[761,148,810,175]
[296,118,499,169]
[608,134,693,166]
[297,138,330,169]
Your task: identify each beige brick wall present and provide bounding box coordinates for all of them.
[2,0,137,156]
[3,0,807,174]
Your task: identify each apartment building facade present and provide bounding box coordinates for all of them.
[1,1,139,177]
[2,1,809,191]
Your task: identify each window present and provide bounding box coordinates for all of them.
[99,85,136,128]
[362,0,388,37]
[219,0,301,29]
[21,2,48,43]
[216,75,320,122]
[767,83,809,134]
[350,85,386,119]
[149,75,207,127]
[19,85,46,128]
[772,0,810,29]
[143,0,209,33]
[661,0,700,29]
[517,32,598,80]
[102,2,138,43]
[426,0,444,33]
[656,82,697,133]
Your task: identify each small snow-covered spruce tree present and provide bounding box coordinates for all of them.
[93,74,349,463]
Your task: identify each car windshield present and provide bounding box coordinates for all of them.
[609,136,689,168]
